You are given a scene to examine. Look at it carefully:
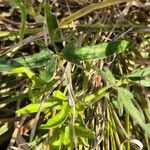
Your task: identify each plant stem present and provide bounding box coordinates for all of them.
[125,112,130,150]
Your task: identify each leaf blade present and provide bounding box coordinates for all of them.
[16,102,60,115]
[117,87,150,135]
[61,40,131,63]
[40,103,72,129]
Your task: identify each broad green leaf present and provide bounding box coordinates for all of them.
[74,124,95,139]
[61,40,131,64]
[40,103,72,129]
[16,102,60,115]
[0,50,50,72]
[118,88,150,135]
[44,3,61,41]
[134,79,150,87]
[53,90,68,101]
[39,55,57,82]
[2,49,57,83]
[128,67,150,78]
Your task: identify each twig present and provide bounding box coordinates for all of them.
[7,115,29,150]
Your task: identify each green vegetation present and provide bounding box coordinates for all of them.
[0,0,149,149]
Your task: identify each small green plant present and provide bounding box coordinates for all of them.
[0,0,149,150]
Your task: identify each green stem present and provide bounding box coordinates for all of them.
[144,133,150,150]
[109,104,121,149]
[125,112,130,150]
[20,5,26,40]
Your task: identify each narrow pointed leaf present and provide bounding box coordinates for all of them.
[118,88,145,121]
[118,88,150,135]
[11,0,27,39]
[53,90,68,101]
[63,126,73,146]
[44,3,61,41]
[16,102,60,115]
[128,67,150,78]
[40,103,72,129]
[79,137,89,147]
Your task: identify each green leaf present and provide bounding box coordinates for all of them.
[128,67,150,78]
[44,3,61,42]
[117,87,131,116]
[1,49,57,83]
[94,66,116,85]
[117,88,150,135]
[53,90,68,101]
[84,86,110,107]
[28,87,43,102]
[79,137,89,147]
[39,55,57,82]
[40,103,72,129]
[117,88,144,120]
[63,126,73,146]
[19,3,26,40]
[10,67,35,79]
[74,124,95,139]
[16,102,60,115]
[134,79,150,87]
[52,131,64,146]
[11,0,27,39]
[145,124,150,134]
[10,67,43,86]
[0,123,9,136]
[50,129,60,149]
[61,40,131,64]
[0,50,50,72]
